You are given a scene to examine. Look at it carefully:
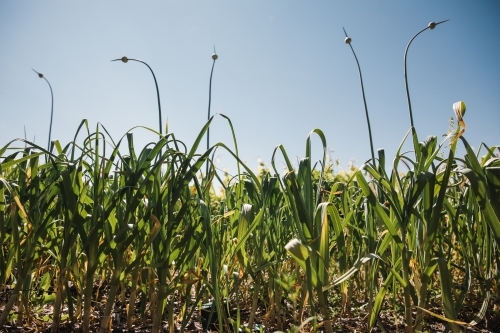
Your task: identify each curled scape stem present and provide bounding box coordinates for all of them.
[404,20,450,130]
[112,57,163,137]
[342,27,376,165]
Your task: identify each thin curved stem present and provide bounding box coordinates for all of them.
[343,28,375,165]
[112,58,163,136]
[207,59,216,151]
[206,59,216,176]
[404,20,449,130]
[32,69,54,152]
[204,47,218,178]
[45,78,54,151]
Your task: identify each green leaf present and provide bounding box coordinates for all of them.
[356,170,403,249]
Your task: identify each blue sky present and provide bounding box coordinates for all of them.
[1,1,499,177]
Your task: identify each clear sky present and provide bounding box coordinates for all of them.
[1,1,499,177]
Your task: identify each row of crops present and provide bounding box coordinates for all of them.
[0,107,499,333]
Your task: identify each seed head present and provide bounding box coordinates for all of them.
[428,22,437,30]
[453,101,466,118]
[32,69,44,78]
[121,56,129,63]
[345,36,352,44]
[212,53,218,60]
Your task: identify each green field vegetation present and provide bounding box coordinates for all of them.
[0,108,499,333]
[1,22,499,333]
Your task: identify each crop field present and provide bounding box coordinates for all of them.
[1,100,499,333]
[1,25,500,333]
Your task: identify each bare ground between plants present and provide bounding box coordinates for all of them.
[1,283,499,333]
